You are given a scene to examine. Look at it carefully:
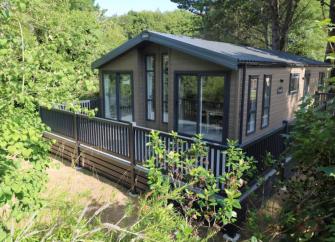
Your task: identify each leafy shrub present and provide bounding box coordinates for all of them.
[244,97,335,241]
[146,131,254,234]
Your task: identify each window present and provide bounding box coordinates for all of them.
[145,55,155,120]
[318,72,325,91]
[289,73,300,94]
[177,74,225,143]
[103,72,133,122]
[246,76,258,135]
[303,71,311,96]
[119,74,133,122]
[261,75,271,129]
[162,54,169,123]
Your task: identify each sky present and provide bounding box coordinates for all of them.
[95,0,179,16]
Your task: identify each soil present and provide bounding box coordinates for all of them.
[44,155,137,225]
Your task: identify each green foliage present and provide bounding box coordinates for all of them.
[0,188,200,241]
[280,97,335,240]
[0,0,201,238]
[172,0,326,59]
[146,131,254,233]
[114,10,200,39]
[287,0,327,61]
[245,97,335,241]
[0,0,115,232]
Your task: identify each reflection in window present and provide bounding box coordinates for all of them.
[146,56,155,120]
[119,74,132,122]
[304,71,311,96]
[162,54,169,123]
[289,73,299,94]
[104,73,117,119]
[178,75,198,136]
[247,76,258,134]
[200,76,224,142]
[103,72,132,122]
[261,75,271,129]
[318,72,325,91]
[177,74,225,143]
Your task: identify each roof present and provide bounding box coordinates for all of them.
[92,31,330,70]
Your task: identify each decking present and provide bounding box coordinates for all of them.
[40,103,289,194]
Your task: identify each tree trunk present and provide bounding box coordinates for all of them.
[269,0,281,50]
[268,0,299,51]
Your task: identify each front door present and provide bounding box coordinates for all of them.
[176,73,227,143]
[103,72,133,122]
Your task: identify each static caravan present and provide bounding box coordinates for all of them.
[92,31,330,145]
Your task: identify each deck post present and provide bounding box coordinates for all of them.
[128,122,136,193]
[73,113,81,167]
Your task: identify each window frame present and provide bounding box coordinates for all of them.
[246,75,259,136]
[289,73,300,95]
[101,70,134,122]
[145,55,156,121]
[261,75,272,129]
[161,53,169,123]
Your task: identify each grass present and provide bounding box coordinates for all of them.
[3,157,202,241]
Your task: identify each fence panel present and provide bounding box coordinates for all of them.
[56,99,100,114]
[41,105,293,189]
[40,107,75,139]
[77,115,131,158]
[133,126,228,184]
[315,92,335,107]
[241,125,287,168]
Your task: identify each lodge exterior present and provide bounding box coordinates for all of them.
[92,31,330,145]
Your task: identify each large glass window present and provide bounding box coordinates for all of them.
[261,75,271,129]
[177,74,225,143]
[318,72,325,91]
[303,71,311,96]
[162,54,169,123]
[289,73,300,94]
[146,56,155,120]
[119,74,133,122]
[246,76,258,135]
[178,75,198,136]
[201,76,225,142]
[103,72,133,122]
[104,73,117,119]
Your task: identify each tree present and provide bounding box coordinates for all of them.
[113,10,200,39]
[319,0,335,77]
[0,0,126,232]
[172,0,317,52]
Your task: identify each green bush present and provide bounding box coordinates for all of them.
[146,131,254,234]
[244,97,335,241]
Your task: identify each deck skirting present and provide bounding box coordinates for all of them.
[44,131,149,193]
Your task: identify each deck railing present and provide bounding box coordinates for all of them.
[241,122,289,170]
[314,91,335,108]
[56,98,100,113]
[41,92,304,190]
[39,107,229,187]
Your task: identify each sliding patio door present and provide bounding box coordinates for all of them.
[178,75,198,136]
[119,74,133,122]
[104,73,117,119]
[177,73,226,143]
[103,72,133,122]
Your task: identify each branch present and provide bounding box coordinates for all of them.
[17,19,25,94]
